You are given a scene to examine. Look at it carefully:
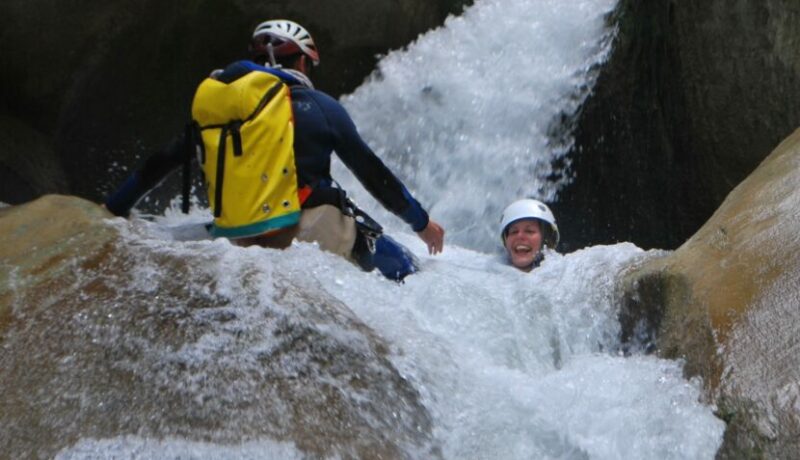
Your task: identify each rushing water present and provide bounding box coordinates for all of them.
[57,0,725,457]
[337,0,618,252]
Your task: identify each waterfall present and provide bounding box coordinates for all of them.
[337,0,617,252]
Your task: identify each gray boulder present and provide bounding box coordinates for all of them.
[0,195,439,459]
[620,127,800,458]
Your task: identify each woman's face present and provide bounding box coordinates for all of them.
[504,219,542,271]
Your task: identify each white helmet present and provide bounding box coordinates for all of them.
[499,199,560,249]
[251,19,320,65]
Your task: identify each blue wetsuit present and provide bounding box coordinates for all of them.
[106,61,425,279]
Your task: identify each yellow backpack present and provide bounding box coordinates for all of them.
[190,61,303,239]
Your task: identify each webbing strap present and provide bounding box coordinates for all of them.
[227,120,242,157]
[246,81,283,121]
[213,125,228,218]
[211,120,247,217]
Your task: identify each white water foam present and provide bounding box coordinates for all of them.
[58,209,724,458]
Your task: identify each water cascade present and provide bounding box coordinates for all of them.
[338,0,618,251]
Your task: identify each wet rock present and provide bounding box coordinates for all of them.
[619,127,800,458]
[558,0,800,251]
[0,111,69,205]
[0,195,439,458]
[0,0,472,206]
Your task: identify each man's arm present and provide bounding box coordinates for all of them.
[316,96,427,216]
[104,133,188,217]
[319,94,445,253]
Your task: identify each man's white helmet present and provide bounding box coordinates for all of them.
[252,19,320,65]
[499,199,560,249]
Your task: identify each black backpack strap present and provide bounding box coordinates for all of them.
[212,124,230,218]
[229,120,244,157]
[302,185,348,210]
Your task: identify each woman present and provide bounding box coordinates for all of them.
[499,199,560,271]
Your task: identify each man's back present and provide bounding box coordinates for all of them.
[289,85,427,230]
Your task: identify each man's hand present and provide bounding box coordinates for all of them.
[417,220,445,255]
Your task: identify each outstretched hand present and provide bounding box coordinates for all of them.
[417,220,445,255]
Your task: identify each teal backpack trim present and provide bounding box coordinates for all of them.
[210,211,301,239]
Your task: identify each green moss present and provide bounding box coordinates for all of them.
[714,397,770,460]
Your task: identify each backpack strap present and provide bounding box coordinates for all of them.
[212,124,229,218]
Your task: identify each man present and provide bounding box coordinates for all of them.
[105,19,444,279]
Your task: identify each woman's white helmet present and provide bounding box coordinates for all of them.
[251,19,320,65]
[499,199,560,249]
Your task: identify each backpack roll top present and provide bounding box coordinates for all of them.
[192,67,301,239]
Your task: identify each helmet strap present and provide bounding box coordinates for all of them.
[266,43,279,68]
[533,251,545,268]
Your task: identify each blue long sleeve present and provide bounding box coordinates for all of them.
[104,133,187,217]
[292,88,430,232]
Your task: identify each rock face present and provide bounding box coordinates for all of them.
[619,127,800,458]
[0,0,471,206]
[557,0,800,251]
[0,195,438,458]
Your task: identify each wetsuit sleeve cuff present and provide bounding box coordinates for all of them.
[407,205,429,232]
[104,172,142,217]
[411,213,429,232]
[397,187,430,232]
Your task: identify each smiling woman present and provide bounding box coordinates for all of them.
[499,199,560,271]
